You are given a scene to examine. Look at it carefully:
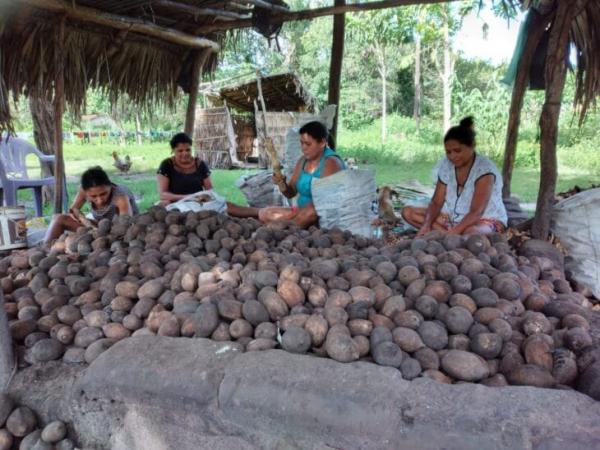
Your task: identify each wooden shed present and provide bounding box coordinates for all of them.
[201,72,316,168]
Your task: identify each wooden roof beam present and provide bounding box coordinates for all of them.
[201,0,461,32]
[279,0,461,20]
[154,0,251,21]
[227,2,253,11]
[23,0,220,51]
[243,0,290,13]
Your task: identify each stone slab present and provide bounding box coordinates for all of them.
[219,349,600,450]
[78,336,244,410]
[7,336,600,450]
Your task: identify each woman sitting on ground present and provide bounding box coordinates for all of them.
[156,132,257,217]
[45,166,139,244]
[259,121,345,228]
[401,116,507,235]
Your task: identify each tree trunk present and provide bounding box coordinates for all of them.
[135,111,142,145]
[29,94,56,203]
[532,0,586,239]
[184,49,211,139]
[502,11,550,199]
[413,31,422,132]
[441,12,452,133]
[381,64,387,144]
[327,0,345,145]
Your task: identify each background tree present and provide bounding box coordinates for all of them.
[346,8,414,143]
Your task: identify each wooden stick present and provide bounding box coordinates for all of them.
[255,75,282,177]
[0,290,14,390]
[155,0,251,20]
[23,0,221,51]
[53,16,65,214]
[256,104,284,191]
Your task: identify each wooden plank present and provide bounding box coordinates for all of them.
[23,0,221,51]
[53,16,65,214]
[327,0,345,145]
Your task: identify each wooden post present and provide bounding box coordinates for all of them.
[532,0,587,239]
[327,0,345,145]
[0,290,14,389]
[184,50,205,138]
[502,10,550,199]
[53,17,66,214]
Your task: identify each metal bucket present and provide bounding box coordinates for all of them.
[0,206,27,251]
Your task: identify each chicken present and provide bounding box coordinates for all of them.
[378,186,399,224]
[344,157,358,170]
[112,151,132,174]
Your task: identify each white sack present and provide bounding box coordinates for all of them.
[165,190,227,214]
[312,169,377,238]
[551,187,600,298]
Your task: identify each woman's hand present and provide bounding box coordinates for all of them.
[273,172,287,192]
[417,225,432,237]
[67,208,81,223]
[446,227,462,235]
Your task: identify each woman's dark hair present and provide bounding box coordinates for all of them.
[444,116,476,147]
[170,132,193,149]
[81,166,111,190]
[299,121,329,143]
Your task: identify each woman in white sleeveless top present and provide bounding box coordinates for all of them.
[402,116,507,235]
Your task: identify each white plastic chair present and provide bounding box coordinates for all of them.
[0,135,67,216]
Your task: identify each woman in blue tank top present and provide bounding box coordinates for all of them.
[259,121,345,228]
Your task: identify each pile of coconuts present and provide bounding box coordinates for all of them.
[0,393,74,450]
[0,207,597,391]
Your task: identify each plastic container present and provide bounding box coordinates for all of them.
[0,206,27,251]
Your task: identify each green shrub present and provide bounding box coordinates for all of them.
[558,139,600,174]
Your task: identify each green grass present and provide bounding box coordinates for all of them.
[16,124,600,218]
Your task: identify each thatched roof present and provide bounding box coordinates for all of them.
[499,0,600,120]
[207,73,315,113]
[0,0,289,131]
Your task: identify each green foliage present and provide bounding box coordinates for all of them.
[453,78,511,158]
